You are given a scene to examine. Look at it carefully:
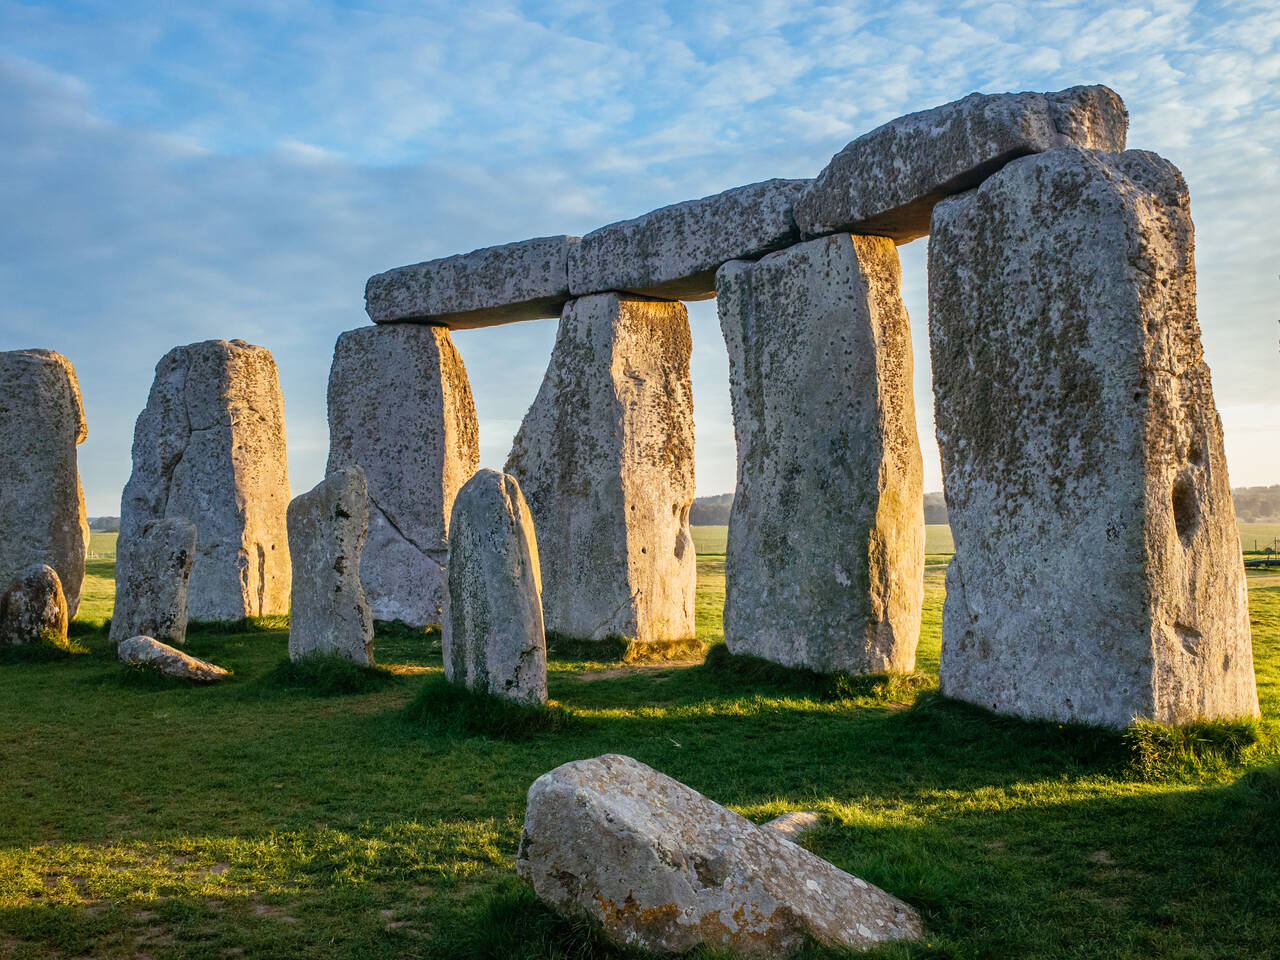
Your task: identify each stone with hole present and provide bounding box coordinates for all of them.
[110,517,197,647]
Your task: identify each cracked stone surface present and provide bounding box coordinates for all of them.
[929,146,1258,728]
[0,564,68,646]
[118,635,229,682]
[110,517,197,647]
[517,754,922,956]
[326,324,479,627]
[118,340,291,621]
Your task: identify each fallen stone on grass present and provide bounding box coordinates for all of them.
[118,635,229,682]
[763,811,822,840]
[516,754,922,957]
[0,563,68,646]
[109,517,197,646]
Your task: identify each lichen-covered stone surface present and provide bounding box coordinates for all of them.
[118,635,229,682]
[365,236,579,328]
[0,564,68,646]
[929,146,1258,728]
[443,469,546,704]
[794,85,1127,243]
[717,235,923,674]
[287,466,374,665]
[0,349,89,615]
[119,340,291,622]
[568,179,809,301]
[516,754,922,957]
[109,517,197,647]
[506,294,695,646]
[326,324,479,627]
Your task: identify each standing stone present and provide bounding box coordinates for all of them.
[0,350,89,615]
[326,324,479,627]
[119,340,291,622]
[929,146,1258,728]
[109,518,197,646]
[506,293,696,647]
[717,234,924,674]
[443,469,547,705]
[0,564,68,646]
[287,466,374,665]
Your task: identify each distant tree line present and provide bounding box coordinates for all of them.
[88,516,120,532]
[1233,485,1280,522]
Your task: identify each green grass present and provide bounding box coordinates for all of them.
[1241,522,1280,554]
[0,547,1277,958]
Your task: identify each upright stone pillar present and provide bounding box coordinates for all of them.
[119,339,291,621]
[929,146,1258,728]
[506,293,696,647]
[0,350,89,615]
[717,234,924,674]
[326,324,479,627]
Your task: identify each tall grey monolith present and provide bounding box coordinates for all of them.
[717,234,924,674]
[326,324,479,627]
[109,517,197,646]
[929,146,1258,728]
[506,293,696,648]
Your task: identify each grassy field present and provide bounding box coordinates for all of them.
[691,525,955,556]
[0,539,1277,958]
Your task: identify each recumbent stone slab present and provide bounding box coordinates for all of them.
[794,84,1127,243]
[110,517,197,647]
[516,754,922,956]
[443,469,547,705]
[326,324,479,627]
[717,234,924,674]
[118,635,229,682]
[929,146,1258,728]
[0,564,68,646]
[506,293,696,646]
[0,349,89,615]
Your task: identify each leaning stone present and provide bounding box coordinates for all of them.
[443,469,546,704]
[717,234,924,674]
[365,235,579,328]
[119,340,291,621]
[517,754,922,957]
[568,179,809,301]
[794,85,1127,242]
[287,466,374,665]
[109,518,197,647]
[929,147,1258,728]
[763,811,821,840]
[506,293,695,646]
[0,564,68,646]
[326,324,479,626]
[0,350,89,615]
[118,635,229,682]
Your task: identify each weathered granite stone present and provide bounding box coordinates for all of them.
[109,518,197,647]
[287,467,374,665]
[763,811,821,840]
[326,324,479,627]
[0,350,89,615]
[119,340,291,622]
[794,85,1127,243]
[443,469,547,704]
[506,294,695,646]
[717,235,924,674]
[365,236,579,328]
[118,635,229,682]
[929,146,1258,728]
[568,179,809,301]
[0,564,68,646]
[517,754,922,956]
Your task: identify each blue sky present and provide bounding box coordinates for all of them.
[1,0,1276,515]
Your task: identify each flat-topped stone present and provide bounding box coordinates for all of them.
[568,179,808,301]
[365,235,579,329]
[794,85,1127,243]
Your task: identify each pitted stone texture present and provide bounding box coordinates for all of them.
[118,635,229,682]
[443,469,547,704]
[0,350,89,615]
[516,754,922,957]
[365,236,578,329]
[506,294,695,646]
[110,518,197,647]
[717,235,924,674]
[287,466,374,665]
[568,179,809,301]
[0,564,68,646]
[794,85,1127,243]
[929,147,1257,728]
[326,324,479,627]
[119,340,291,622]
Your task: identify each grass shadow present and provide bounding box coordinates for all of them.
[699,643,934,703]
[405,675,579,741]
[0,633,89,665]
[248,655,402,698]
